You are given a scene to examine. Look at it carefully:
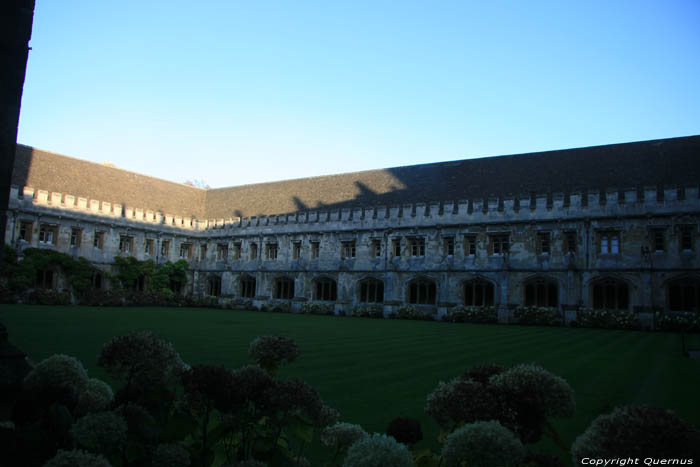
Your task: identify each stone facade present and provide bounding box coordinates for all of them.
[5,137,700,318]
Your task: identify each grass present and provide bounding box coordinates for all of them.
[1,304,699,463]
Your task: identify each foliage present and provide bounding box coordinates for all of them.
[443,305,498,323]
[385,417,422,445]
[343,433,413,467]
[461,363,506,384]
[655,311,700,332]
[44,449,112,467]
[248,335,300,374]
[393,305,434,321]
[301,301,335,315]
[75,378,114,417]
[70,411,128,454]
[321,422,369,458]
[23,354,89,403]
[514,306,563,326]
[114,256,189,294]
[347,304,384,318]
[24,289,72,305]
[152,443,191,467]
[260,300,291,313]
[576,308,639,330]
[440,421,525,467]
[571,405,700,462]
[425,377,510,430]
[5,247,95,297]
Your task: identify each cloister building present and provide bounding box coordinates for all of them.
[5,135,700,319]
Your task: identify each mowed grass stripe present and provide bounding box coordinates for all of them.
[1,305,698,464]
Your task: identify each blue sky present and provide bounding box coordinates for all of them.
[17,1,700,188]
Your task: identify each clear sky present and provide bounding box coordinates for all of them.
[17,1,700,188]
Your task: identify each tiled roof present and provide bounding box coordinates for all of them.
[13,145,206,218]
[204,135,700,218]
[14,135,700,220]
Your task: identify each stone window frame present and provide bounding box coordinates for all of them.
[648,227,667,253]
[70,227,82,247]
[358,277,384,303]
[145,238,155,256]
[597,230,621,255]
[274,276,295,299]
[523,276,558,308]
[489,233,509,256]
[119,234,134,254]
[19,220,33,242]
[179,242,193,259]
[370,239,382,258]
[93,231,105,250]
[265,242,279,260]
[232,242,241,260]
[216,243,229,261]
[462,277,495,307]
[408,236,425,257]
[590,276,630,311]
[536,231,551,255]
[679,225,695,252]
[341,240,356,259]
[391,237,401,257]
[160,239,171,258]
[250,242,258,260]
[464,234,477,256]
[38,223,58,245]
[35,267,56,289]
[199,243,207,260]
[206,274,222,297]
[292,241,302,259]
[666,275,700,312]
[239,274,256,298]
[407,276,437,305]
[563,231,577,254]
[310,240,320,259]
[314,276,338,301]
[443,236,455,256]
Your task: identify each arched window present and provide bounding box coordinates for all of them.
[275,277,294,299]
[463,279,494,307]
[359,278,384,303]
[408,278,437,305]
[36,268,55,289]
[240,275,256,298]
[591,278,629,310]
[314,277,337,301]
[668,278,700,311]
[206,275,222,296]
[92,271,103,290]
[523,277,558,307]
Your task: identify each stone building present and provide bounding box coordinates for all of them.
[5,136,700,319]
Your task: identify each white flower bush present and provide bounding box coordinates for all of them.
[75,378,114,416]
[321,422,369,452]
[23,354,89,396]
[343,433,412,467]
[44,449,111,467]
[70,411,128,454]
[441,420,524,467]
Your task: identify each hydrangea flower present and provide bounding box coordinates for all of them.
[343,433,412,467]
[248,335,300,374]
[321,422,369,452]
[152,443,191,467]
[441,421,524,467]
[23,354,89,397]
[75,378,114,416]
[44,449,111,467]
[70,411,128,454]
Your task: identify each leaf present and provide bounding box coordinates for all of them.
[413,448,440,467]
[286,416,314,443]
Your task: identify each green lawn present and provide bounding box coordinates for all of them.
[1,304,699,462]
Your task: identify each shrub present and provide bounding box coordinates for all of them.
[23,354,89,404]
[571,405,700,462]
[24,289,72,306]
[44,449,111,467]
[443,305,498,323]
[577,308,639,330]
[343,433,412,467]
[229,298,254,310]
[425,377,508,429]
[441,421,524,467]
[386,417,422,445]
[248,335,300,374]
[70,411,128,454]
[152,443,191,467]
[78,289,127,307]
[393,306,434,321]
[655,311,700,332]
[349,304,384,318]
[489,363,575,442]
[461,363,506,384]
[301,301,335,315]
[514,306,562,326]
[321,422,369,453]
[75,378,114,416]
[260,300,291,313]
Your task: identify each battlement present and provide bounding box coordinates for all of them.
[205,185,700,234]
[9,185,202,231]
